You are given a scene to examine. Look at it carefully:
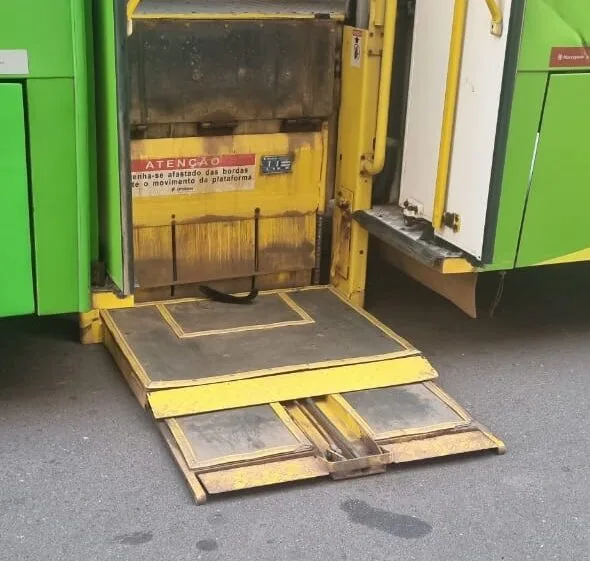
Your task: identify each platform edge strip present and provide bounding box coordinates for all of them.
[147,355,438,418]
[158,423,208,505]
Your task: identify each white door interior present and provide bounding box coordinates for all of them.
[399,0,513,260]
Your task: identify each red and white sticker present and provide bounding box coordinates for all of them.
[550,47,590,68]
[131,153,256,197]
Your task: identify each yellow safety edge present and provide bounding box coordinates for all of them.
[147,355,438,418]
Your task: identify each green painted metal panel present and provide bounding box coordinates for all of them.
[71,0,99,291]
[0,84,35,317]
[27,79,91,314]
[485,73,548,270]
[1,0,95,315]
[518,0,590,72]
[516,73,590,266]
[94,0,125,290]
[0,0,74,78]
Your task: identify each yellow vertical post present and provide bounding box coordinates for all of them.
[432,0,468,231]
[330,0,397,306]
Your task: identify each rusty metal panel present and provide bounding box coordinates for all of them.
[129,19,338,126]
[133,225,174,287]
[258,213,316,274]
[175,219,255,284]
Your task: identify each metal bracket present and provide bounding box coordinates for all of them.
[443,211,461,233]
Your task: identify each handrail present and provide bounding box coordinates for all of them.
[362,0,397,176]
[432,0,468,231]
[432,0,503,230]
[484,0,503,37]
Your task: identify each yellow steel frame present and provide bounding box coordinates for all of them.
[79,292,134,345]
[147,354,437,418]
[330,0,395,306]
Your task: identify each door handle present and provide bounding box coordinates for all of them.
[484,0,503,37]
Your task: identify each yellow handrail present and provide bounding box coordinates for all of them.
[432,0,503,230]
[484,0,503,37]
[362,0,397,176]
[432,0,468,231]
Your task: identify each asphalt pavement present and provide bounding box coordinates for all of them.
[1,261,589,561]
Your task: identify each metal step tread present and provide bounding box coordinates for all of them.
[354,205,469,269]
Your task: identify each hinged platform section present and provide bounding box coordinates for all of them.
[101,286,434,415]
[101,285,505,503]
[155,382,504,503]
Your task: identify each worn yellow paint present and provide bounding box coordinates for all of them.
[270,402,313,446]
[433,0,468,231]
[331,20,382,306]
[80,292,135,345]
[174,219,255,286]
[440,258,477,274]
[103,328,149,408]
[79,310,103,345]
[385,430,502,463]
[314,394,373,444]
[131,133,324,227]
[362,0,397,175]
[126,0,141,20]
[199,456,329,494]
[147,355,438,418]
[92,291,135,310]
[101,309,152,389]
[536,248,590,266]
[474,421,507,455]
[147,348,418,390]
[131,133,324,289]
[158,424,208,504]
[258,212,316,274]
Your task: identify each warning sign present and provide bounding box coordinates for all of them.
[131,153,256,197]
[351,29,362,68]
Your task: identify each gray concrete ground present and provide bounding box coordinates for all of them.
[1,262,589,561]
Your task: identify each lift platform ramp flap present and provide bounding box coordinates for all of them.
[101,286,504,503]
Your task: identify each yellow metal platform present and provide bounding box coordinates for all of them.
[100,286,504,503]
